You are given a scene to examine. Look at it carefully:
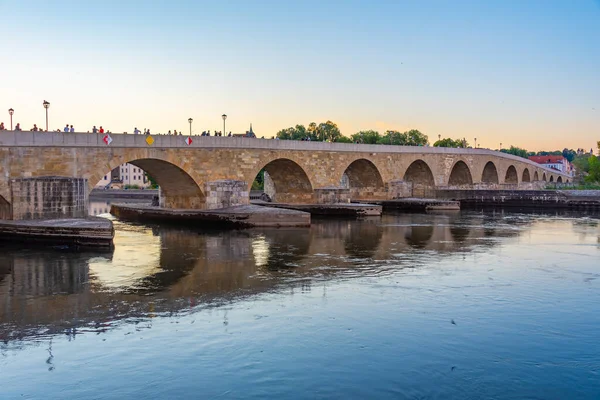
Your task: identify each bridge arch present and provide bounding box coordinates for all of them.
[481,161,499,184]
[341,158,385,200]
[92,158,205,209]
[522,168,531,182]
[549,175,554,182]
[448,160,473,186]
[533,171,539,181]
[505,165,518,184]
[542,173,547,181]
[258,158,314,203]
[404,160,435,186]
[557,176,563,183]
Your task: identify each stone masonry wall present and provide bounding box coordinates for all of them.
[314,188,351,204]
[10,177,88,220]
[204,180,249,210]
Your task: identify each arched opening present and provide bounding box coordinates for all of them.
[258,159,313,203]
[92,159,204,209]
[448,161,473,186]
[533,171,539,181]
[542,173,547,181]
[342,159,385,200]
[481,162,499,184]
[404,160,435,197]
[505,166,518,184]
[549,175,554,182]
[0,194,11,220]
[557,176,563,183]
[522,168,531,182]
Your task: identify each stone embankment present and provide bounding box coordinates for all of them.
[0,217,114,248]
[110,203,310,228]
[253,201,382,217]
[436,190,600,210]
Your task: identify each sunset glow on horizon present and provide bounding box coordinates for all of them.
[1,0,599,151]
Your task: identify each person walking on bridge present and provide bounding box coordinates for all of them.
[64,124,69,132]
[92,126,98,133]
[70,125,75,132]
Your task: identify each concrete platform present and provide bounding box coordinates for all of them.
[0,217,114,248]
[111,203,311,228]
[253,201,382,217]
[364,198,460,212]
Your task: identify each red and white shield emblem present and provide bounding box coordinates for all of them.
[185,137,193,146]
[103,134,112,145]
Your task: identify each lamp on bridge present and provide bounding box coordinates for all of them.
[222,114,227,137]
[474,137,477,149]
[500,142,502,150]
[188,118,193,136]
[8,108,14,130]
[43,100,50,132]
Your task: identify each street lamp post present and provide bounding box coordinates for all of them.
[438,134,441,142]
[500,142,502,150]
[222,114,227,136]
[188,118,193,136]
[8,108,14,130]
[474,138,477,148]
[43,100,50,132]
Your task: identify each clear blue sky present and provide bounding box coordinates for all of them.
[1,0,599,150]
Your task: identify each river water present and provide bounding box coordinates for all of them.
[1,206,600,399]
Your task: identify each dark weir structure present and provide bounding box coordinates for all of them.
[0,131,571,221]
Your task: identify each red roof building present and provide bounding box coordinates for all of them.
[528,155,572,175]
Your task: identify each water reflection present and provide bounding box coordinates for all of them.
[1,211,597,344]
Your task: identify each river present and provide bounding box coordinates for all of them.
[1,205,599,399]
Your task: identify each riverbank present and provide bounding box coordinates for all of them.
[0,217,114,248]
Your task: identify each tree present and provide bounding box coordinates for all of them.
[377,130,429,146]
[351,130,380,144]
[433,138,467,148]
[335,135,353,143]
[405,129,429,146]
[586,155,600,183]
[276,124,308,140]
[501,146,529,159]
[562,148,577,162]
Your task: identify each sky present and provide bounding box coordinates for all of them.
[1,0,599,151]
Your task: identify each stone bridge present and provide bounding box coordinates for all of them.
[0,131,570,219]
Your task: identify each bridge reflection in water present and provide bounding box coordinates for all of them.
[1,211,587,343]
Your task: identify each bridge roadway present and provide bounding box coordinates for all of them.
[0,131,570,219]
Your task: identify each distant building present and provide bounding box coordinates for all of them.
[95,163,152,188]
[232,123,257,138]
[528,155,573,176]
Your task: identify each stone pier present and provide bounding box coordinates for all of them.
[9,177,88,220]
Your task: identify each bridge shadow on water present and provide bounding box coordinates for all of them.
[2,209,594,346]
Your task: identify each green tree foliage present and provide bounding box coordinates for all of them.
[586,155,600,183]
[335,136,353,143]
[251,169,265,190]
[276,124,308,140]
[351,130,381,144]
[500,146,529,159]
[307,121,341,142]
[378,129,429,146]
[562,148,577,162]
[433,138,467,148]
